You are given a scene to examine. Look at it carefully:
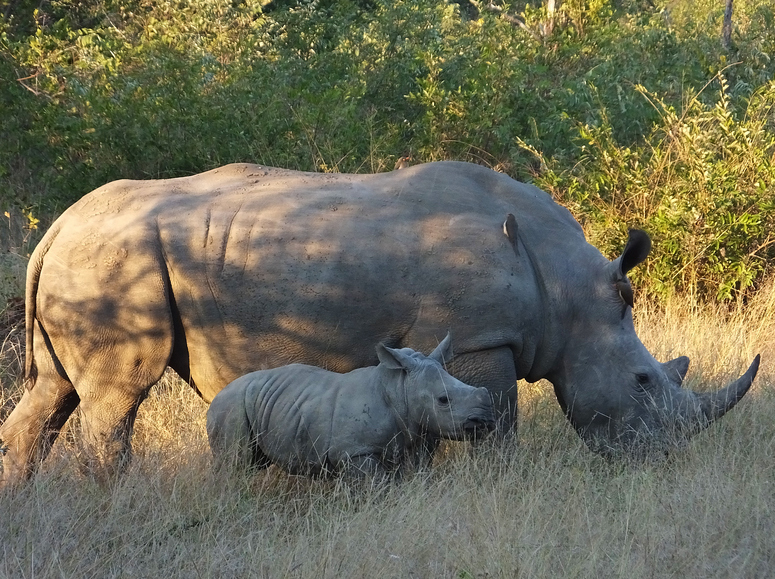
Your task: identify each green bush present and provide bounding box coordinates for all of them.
[1,0,774,300]
[533,76,775,301]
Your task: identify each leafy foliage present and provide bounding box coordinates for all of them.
[533,77,775,300]
[1,0,774,300]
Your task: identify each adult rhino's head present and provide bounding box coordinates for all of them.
[376,333,496,440]
[544,229,760,457]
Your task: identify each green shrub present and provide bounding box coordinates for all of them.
[532,76,775,301]
[1,0,774,301]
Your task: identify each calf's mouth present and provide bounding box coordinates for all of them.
[462,413,496,436]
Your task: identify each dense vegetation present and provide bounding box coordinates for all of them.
[1,0,774,299]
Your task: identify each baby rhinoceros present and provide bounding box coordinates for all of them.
[206,333,495,481]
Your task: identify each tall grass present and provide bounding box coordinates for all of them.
[1,279,773,578]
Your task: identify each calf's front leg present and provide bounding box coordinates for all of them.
[341,454,392,485]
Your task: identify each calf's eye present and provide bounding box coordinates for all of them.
[438,395,450,405]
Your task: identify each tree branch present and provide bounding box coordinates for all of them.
[469,1,543,44]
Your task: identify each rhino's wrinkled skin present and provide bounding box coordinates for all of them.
[207,334,495,479]
[0,161,760,486]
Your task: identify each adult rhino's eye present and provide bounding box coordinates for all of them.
[438,395,450,406]
[635,373,650,387]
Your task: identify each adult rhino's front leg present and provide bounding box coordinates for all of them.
[447,346,518,438]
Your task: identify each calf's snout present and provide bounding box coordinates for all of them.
[463,389,496,434]
[465,414,496,431]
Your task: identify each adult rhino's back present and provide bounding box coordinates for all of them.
[35,162,570,399]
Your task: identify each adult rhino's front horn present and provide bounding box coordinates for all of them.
[686,354,760,430]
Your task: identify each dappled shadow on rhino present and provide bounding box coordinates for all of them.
[0,162,760,487]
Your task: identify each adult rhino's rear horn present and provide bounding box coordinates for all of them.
[694,355,761,424]
[662,356,690,387]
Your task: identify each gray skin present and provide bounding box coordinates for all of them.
[0,161,760,486]
[206,334,495,479]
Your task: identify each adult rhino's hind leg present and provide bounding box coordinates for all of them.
[70,339,172,480]
[76,387,149,480]
[0,320,80,487]
[69,326,173,481]
[34,246,175,482]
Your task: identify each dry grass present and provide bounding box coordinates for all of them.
[1,280,774,578]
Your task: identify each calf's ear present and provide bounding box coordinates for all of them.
[376,343,415,371]
[429,332,453,365]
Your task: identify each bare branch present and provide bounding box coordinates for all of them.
[722,0,733,49]
[469,1,543,44]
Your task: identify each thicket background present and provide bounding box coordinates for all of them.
[1,0,774,302]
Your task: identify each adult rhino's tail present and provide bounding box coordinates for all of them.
[24,221,63,388]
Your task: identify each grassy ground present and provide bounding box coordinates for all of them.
[0,247,773,578]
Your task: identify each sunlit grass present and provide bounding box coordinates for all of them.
[1,278,773,577]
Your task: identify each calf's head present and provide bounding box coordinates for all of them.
[376,333,496,440]
[547,229,760,457]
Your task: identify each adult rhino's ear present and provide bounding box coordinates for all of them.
[503,214,519,256]
[608,229,651,309]
[376,343,415,371]
[429,332,453,365]
[616,229,651,277]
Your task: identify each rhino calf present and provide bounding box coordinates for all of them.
[206,333,495,480]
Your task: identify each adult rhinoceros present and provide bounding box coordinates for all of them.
[0,161,759,485]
